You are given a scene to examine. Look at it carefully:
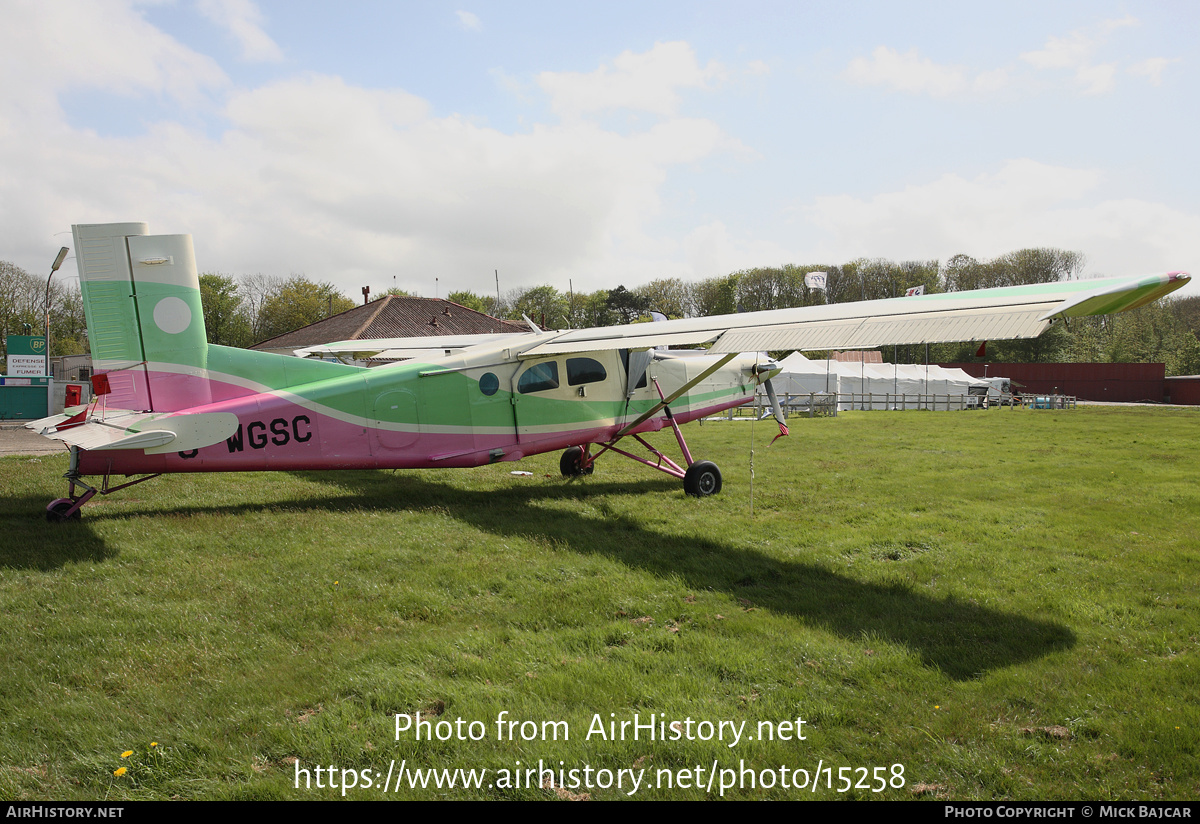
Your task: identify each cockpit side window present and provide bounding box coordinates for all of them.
[566,357,607,386]
[517,361,560,394]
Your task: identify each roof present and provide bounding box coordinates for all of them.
[832,350,884,363]
[250,295,528,352]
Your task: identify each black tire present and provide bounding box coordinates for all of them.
[46,499,80,523]
[560,446,594,477]
[683,461,722,497]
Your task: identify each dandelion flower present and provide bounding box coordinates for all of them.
[121,751,133,758]
[151,742,158,747]
[113,767,127,777]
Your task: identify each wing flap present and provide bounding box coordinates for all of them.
[712,305,1054,352]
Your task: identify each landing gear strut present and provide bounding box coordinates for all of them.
[559,378,724,497]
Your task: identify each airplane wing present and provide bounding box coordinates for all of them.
[511,272,1190,356]
[291,273,1188,363]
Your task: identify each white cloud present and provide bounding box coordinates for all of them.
[0,1,231,258]
[537,41,726,117]
[1074,62,1118,95]
[845,46,970,97]
[802,159,1200,277]
[196,0,284,63]
[971,67,1010,95]
[0,0,228,113]
[1021,15,1137,69]
[849,16,1172,99]
[1129,57,1177,86]
[683,221,798,280]
[1020,16,1142,94]
[0,6,747,291]
[0,33,743,293]
[455,10,482,31]
[746,60,770,76]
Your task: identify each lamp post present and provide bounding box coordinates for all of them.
[44,246,69,377]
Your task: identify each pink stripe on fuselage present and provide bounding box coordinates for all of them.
[77,381,754,476]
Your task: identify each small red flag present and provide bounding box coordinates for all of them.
[975,341,987,358]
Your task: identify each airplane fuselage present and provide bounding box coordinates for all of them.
[76,343,766,477]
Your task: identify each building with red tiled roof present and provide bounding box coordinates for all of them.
[250,295,528,356]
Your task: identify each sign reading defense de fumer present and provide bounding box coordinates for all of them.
[6,336,46,377]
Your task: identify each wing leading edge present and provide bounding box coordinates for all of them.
[517,272,1190,357]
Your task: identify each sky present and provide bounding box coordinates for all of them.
[2,0,1197,300]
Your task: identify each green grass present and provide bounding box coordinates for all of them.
[1,406,1198,800]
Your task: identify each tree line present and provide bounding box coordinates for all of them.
[3,249,1199,375]
[0,261,87,358]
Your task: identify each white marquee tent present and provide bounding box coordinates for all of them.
[769,352,991,411]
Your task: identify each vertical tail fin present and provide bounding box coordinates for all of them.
[74,222,212,411]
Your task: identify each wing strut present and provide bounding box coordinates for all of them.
[567,361,742,496]
[581,378,695,481]
[615,353,738,436]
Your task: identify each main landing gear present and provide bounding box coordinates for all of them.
[559,445,594,477]
[683,461,722,497]
[559,441,722,497]
[558,405,723,497]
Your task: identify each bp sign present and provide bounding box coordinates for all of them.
[6,335,47,376]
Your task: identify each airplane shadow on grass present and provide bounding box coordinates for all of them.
[0,494,114,570]
[6,469,1075,680]
[295,470,1076,681]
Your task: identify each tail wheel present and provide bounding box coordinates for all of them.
[46,499,81,523]
[683,461,722,497]
[560,446,594,477]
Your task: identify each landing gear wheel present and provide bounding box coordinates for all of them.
[683,461,722,497]
[46,499,81,523]
[560,446,594,477]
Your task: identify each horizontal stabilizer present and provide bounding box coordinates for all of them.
[28,410,239,454]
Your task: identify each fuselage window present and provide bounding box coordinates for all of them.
[518,361,560,394]
[478,372,500,396]
[566,357,607,386]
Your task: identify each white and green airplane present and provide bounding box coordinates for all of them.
[29,222,1190,520]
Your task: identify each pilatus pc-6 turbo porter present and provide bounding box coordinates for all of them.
[30,222,1189,521]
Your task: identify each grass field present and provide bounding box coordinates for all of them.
[1,406,1197,800]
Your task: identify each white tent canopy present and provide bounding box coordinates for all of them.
[769,353,991,411]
